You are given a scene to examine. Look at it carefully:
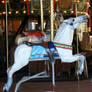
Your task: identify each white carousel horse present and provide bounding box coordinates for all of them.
[3,15,88,92]
[53,15,88,74]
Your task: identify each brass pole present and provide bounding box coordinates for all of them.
[40,0,44,32]
[5,2,9,69]
[50,0,54,41]
[74,1,79,80]
[75,1,79,54]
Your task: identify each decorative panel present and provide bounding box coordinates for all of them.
[58,0,73,9]
[77,0,87,12]
[31,0,50,10]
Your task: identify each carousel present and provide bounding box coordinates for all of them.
[0,0,92,92]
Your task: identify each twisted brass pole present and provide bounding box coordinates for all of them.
[40,0,44,32]
[50,0,54,41]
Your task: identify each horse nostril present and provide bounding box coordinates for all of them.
[70,23,73,26]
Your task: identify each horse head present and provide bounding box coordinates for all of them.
[69,15,88,29]
[54,15,88,45]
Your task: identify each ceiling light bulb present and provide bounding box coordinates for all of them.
[16,11,19,14]
[23,11,26,14]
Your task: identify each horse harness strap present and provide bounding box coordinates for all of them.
[53,42,72,50]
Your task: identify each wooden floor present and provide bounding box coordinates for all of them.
[1,79,92,92]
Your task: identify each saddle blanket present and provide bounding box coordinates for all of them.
[29,42,59,60]
[29,45,48,60]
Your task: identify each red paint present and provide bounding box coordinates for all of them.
[26,0,29,15]
[53,0,55,12]
[22,31,45,37]
[4,0,6,7]
[74,3,76,16]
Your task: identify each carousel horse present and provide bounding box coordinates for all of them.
[3,15,88,92]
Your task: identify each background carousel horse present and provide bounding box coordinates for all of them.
[73,22,91,53]
[3,15,88,92]
[15,31,48,45]
[77,22,88,42]
[16,12,64,45]
[77,22,92,50]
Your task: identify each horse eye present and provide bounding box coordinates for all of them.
[72,19,75,22]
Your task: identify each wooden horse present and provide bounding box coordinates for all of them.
[3,15,88,92]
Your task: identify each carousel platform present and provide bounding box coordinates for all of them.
[0,79,92,92]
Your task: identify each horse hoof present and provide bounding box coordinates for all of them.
[3,90,8,92]
[3,85,8,92]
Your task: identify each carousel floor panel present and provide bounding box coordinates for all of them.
[0,79,92,92]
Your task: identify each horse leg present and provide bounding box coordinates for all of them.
[58,51,86,75]
[3,44,32,91]
[84,59,88,78]
[68,54,86,75]
[77,54,85,75]
[3,59,29,92]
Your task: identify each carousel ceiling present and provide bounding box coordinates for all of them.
[0,0,50,18]
[0,0,91,18]
[0,0,50,10]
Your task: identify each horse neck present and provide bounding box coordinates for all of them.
[54,25,74,45]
